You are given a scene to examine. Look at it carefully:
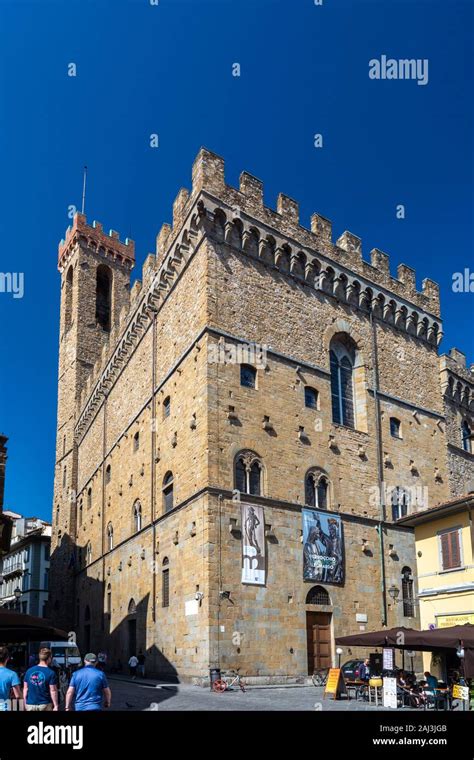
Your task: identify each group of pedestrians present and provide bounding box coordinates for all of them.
[0,645,111,712]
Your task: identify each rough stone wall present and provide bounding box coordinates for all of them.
[50,150,472,678]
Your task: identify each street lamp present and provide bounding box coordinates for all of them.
[336,647,343,668]
[388,585,400,602]
[14,586,21,611]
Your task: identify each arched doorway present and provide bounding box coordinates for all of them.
[127,599,137,658]
[305,586,332,674]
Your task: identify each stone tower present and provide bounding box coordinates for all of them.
[49,213,134,630]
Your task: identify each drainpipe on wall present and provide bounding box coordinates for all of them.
[151,311,157,623]
[370,309,388,627]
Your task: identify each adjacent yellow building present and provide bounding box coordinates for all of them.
[399,494,474,675]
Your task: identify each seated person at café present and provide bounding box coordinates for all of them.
[424,671,438,691]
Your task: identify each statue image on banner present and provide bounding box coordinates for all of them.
[302,508,344,585]
[241,503,265,585]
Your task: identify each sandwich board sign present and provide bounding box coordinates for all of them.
[324,668,345,700]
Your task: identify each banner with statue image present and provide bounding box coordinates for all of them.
[302,508,344,585]
[241,503,265,585]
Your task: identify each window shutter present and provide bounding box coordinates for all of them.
[440,532,451,570]
[440,530,461,570]
[340,357,354,428]
[449,530,461,568]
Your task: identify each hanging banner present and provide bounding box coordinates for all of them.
[302,509,344,585]
[241,503,265,585]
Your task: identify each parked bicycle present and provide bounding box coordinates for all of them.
[312,668,329,687]
[212,669,246,693]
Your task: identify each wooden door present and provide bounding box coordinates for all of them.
[307,611,332,674]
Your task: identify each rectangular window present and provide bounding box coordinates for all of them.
[162,569,170,608]
[44,570,49,590]
[44,544,50,561]
[439,528,462,571]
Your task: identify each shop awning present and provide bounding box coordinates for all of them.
[335,624,474,677]
[0,609,68,642]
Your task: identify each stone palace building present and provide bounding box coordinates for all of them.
[49,149,474,681]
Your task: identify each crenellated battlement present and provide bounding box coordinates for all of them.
[73,147,447,438]
[440,348,474,410]
[58,212,135,272]
[189,148,441,317]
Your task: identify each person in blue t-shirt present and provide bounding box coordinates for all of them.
[0,647,21,711]
[65,653,111,711]
[23,648,59,711]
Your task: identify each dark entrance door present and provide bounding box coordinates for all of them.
[128,618,137,658]
[307,611,332,674]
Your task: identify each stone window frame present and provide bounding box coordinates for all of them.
[390,485,411,521]
[133,431,140,452]
[86,541,92,565]
[133,500,142,533]
[461,419,472,453]
[234,449,264,497]
[162,471,174,513]
[390,417,402,439]
[107,522,114,551]
[163,396,171,420]
[401,566,415,618]
[304,468,331,510]
[240,364,257,390]
[325,325,368,434]
[304,386,319,410]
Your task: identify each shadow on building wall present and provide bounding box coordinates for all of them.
[50,533,178,681]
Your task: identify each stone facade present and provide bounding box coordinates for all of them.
[49,148,474,680]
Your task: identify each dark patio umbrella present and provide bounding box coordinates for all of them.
[335,626,418,649]
[0,610,68,642]
[336,624,474,678]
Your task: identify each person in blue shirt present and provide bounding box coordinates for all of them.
[23,648,59,711]
[0,647,21,711]
[65,653,111,711]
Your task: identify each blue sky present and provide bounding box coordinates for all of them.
[0,0,472,521]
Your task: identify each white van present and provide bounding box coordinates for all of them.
[39,641,82,668]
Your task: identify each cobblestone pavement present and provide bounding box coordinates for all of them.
[106,676,423,712]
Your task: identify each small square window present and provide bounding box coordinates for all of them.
[390,418,401,438]
[240,364,256,389]
[304,387,318,409]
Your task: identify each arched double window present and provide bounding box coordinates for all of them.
[330,337,356,428]
[234,451,262,496]
[305,471,329,509]
[391,486,411,521]
[462,421,472,453]
[163,472,174,513]
[133,500,142,532]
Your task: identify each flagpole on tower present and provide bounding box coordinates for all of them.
[81,165,87,215]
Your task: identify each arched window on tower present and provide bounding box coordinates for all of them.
[64,265,73,332]
[462,420,472,453]
[330,337,356,428]
[107,523,113,551]
[96,265,112,332]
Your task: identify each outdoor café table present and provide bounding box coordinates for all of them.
[423,689,452,711]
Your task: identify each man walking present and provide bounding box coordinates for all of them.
[23,647,59,711]
[0,647,21,711]
[65,653,111,712]
[128,654,138,679]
